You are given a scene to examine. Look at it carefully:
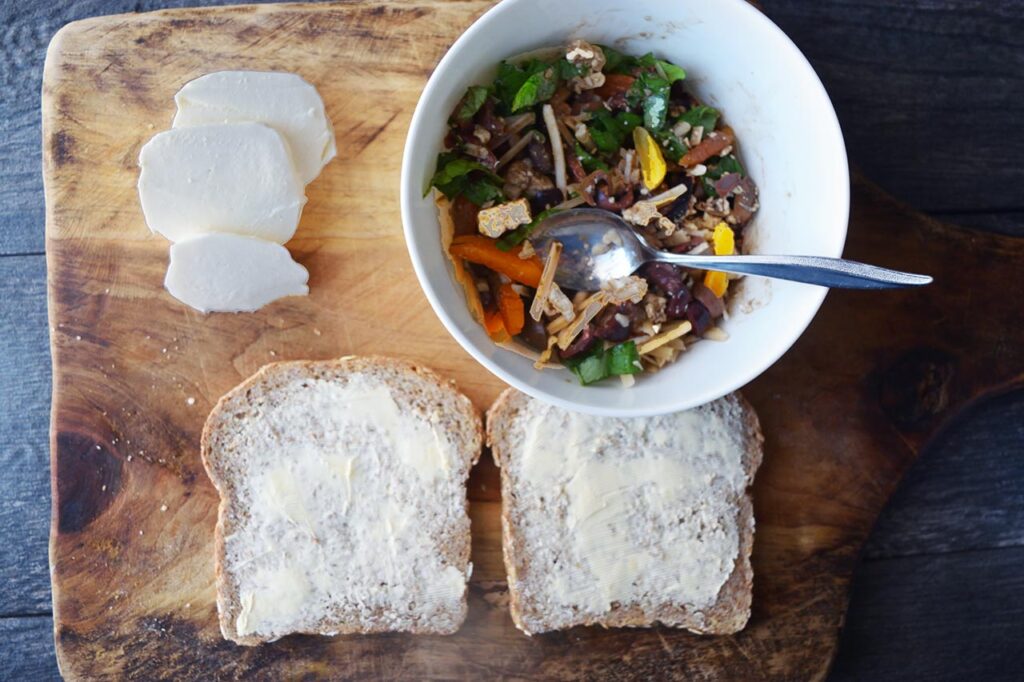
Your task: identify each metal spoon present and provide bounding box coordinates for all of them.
[528,208,932,291]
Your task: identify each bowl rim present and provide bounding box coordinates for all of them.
[400,0,850,416]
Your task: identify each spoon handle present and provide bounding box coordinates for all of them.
[648,252,932,289]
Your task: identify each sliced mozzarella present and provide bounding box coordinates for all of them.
[172,71,337,185]
[138,122,306,243]
[165,233,309,313]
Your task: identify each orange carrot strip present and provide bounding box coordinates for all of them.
[449,235,543,288]
[680,126,735,167]
[483,308,511,342]
[595,74,635,99]
[497,283,526,336]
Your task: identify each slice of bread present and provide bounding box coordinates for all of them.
[487,389,763,636]
[202,356,482,645]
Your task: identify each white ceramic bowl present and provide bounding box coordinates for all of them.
[401,0,848,416]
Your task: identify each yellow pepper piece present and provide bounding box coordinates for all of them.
[712,222,735,255]
[632,126,666,191]
[704,270,728,297]
[703,222,734,296]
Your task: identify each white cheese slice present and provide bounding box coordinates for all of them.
[138,122,306,244]
[172,71,337,185]
[164,233,309,313]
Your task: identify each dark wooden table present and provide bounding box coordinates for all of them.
[2,1,1021,679]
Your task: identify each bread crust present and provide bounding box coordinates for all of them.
[486,388,763,636]
[201,355,482,645]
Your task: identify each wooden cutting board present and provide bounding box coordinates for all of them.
[42,2,1024,679]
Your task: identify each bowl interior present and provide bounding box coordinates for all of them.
[402,0,848,416]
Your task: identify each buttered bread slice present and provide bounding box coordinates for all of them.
[202,357,482,645]
[487,389,763,635]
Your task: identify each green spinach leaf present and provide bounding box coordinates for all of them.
[678,105,719,133]
[511,64,558,112]
[563,340,642,385]
[574,142,608,173]
[653,129,688,162]
[657,59,686,84]
[427,152,504,205]
[606,341,641,375]
[454,85,489,123]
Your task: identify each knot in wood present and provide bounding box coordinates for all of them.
[878,347,956,429]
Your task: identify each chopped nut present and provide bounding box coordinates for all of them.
[689,125,705,146]
[573,122,593,148]
[602,275,648,304]
[472,125,491,144]
[477,198,532,238]
[565,39,607,92]
[643,293,668,325]
[622,200,675,232]
[672,120,692,138]
[518,239,535,259]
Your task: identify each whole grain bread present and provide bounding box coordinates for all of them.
[486,389,763,636]
[202,356,482,645]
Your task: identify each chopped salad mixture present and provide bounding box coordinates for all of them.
[428,41,759,386]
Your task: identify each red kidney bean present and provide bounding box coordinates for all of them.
[692,282,725,318]
[476,98,504,135]
[641,262,686,297]
[560,327,597,359]
[527,188,565,215]
[527,138,554,174]
[664,192,693,224]
[517,314,549,351]
[685,301,712,335]
[593,303,639,341]
[665,288,693,320]
[714,173,742,197]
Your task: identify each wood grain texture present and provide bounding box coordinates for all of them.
[40,2,1024,680]
[0,0,282,256]
[761,0,1024,214]
[0,255,53,614]
[863,389,1024,559]
[832,547,1024,681]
